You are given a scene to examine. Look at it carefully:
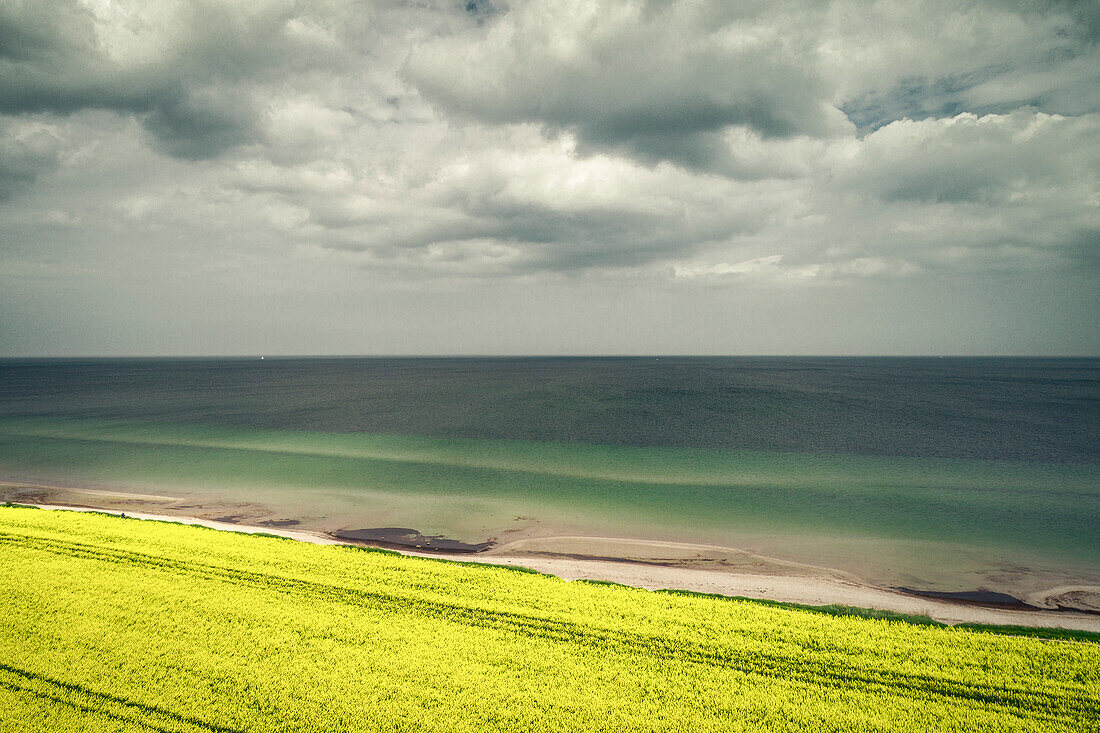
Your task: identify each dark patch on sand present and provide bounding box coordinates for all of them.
[1046,591,1100,616]
[210,515,245,524]
[512,550,779,572]
[0,486,64,506]
[6,491,52,505]
[895,587,1042,610]
[332,527,493,553]
[257,518,300,528]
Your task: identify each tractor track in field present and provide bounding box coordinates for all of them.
[4,529,1097,726]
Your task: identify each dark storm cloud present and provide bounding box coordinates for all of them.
[407,0,1098,174]
[309,179,759,274]
[0,0,83,64]
[141,91,257,160]
[0,1,168,113]
[0,0,343,159]
[453,202,729,272]
[405,0,849,175]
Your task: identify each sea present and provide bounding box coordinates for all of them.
[1,357,1097,593]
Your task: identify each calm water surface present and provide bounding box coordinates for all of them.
[1,357,1097,589]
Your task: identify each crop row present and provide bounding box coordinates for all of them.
[1,507,1097,732]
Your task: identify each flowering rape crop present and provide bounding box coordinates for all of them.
[0,506,1097,732]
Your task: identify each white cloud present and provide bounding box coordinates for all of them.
[834,110,1100,204]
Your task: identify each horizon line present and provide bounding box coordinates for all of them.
[1,354,1097,360]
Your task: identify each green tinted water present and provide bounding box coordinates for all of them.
[1,417,1096,582]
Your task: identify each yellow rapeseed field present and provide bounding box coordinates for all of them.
[0,506,1097,732]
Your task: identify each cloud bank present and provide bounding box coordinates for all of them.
[1,0,1097,354]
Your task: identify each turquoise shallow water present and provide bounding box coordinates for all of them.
[0,417,1096,584]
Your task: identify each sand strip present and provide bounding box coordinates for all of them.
[11,502,1100,633]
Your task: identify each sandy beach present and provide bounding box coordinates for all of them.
[6,480,1098,633]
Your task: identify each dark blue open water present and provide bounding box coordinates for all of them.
[1,357,1096,463]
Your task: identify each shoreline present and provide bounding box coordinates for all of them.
[10,500,1100,633]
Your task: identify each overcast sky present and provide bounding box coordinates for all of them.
[1,0,1097,355]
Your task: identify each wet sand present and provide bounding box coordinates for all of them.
[331,527,494,552]
[5,482,1099,633]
